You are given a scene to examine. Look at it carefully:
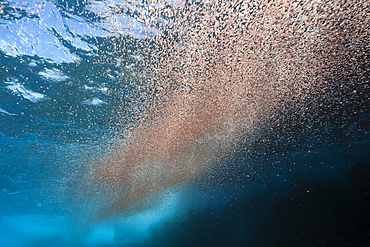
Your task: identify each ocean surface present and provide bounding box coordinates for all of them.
[1,0,369,246]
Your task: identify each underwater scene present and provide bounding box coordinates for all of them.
[0,0,369,246]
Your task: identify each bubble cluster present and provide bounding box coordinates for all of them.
[86,0,369,219]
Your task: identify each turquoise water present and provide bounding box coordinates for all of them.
[1,1,370,246]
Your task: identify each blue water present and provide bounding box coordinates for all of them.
[1,1,370,246]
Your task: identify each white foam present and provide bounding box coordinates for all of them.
[82,85,109,94]
[0,108,15,115]
[39,68,69,82]
[28,61,37,67]
[81,98,107,106]
[6,81,49,103]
